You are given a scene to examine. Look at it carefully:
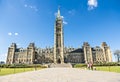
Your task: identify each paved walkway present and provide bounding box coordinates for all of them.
[0,68,120,82]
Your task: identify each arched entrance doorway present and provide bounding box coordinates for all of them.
[57,58,61,63]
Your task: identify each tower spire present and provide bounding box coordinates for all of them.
[57,6,61,18]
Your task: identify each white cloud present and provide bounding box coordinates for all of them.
[24,4,38,12]
[88,0,98,10]
[61,16,64,19]
[54,12,64,19]
[16,43,20,46]
[34,8,38,12]
[63,21,68,25]
[15,33,18,36]
[68,9,76,15]
[8,32,12,36]
[30,6,38,11]
[29,6,33,8]
[8,32,19,36]
[24,4,27,7]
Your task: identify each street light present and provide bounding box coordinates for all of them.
[23,62,25,72]
[34,59,37,71]
[0,62,1,72]
[14,63,16,74]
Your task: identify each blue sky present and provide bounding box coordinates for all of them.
[0,0,120,62]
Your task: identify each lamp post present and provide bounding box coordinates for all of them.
[23,63,25,72]
[14,63,16,74]
[0,65,1,72]
[34,59,37,71]
[0,62,1,72]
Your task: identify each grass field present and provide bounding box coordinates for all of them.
[0,68,43,76]
[74,64,120,73]
[96,66,120,73]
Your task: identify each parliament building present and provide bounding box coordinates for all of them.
[6,9,112,64]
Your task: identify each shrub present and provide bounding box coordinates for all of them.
[74,62,119,68]
[93,62,118,66]
[74,64,87,68]
[0,64,47,68]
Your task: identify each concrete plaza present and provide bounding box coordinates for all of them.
[0,68,120,82]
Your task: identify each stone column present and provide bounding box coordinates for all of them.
[101,47,106,62]
[89,47,93,63]
[54,24,57,63]
[61,23,64,64]
[83,47,87,64]
[107,47,112,62]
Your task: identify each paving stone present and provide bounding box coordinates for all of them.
[0,68,120,82]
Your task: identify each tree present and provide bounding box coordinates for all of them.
[114,50,120,62]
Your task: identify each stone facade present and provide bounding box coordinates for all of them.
[6,9,112,64]
[6,42,112,64]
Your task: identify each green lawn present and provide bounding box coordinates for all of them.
[96,66,120,73]
[0,68,43,76]
[74,64,120,73]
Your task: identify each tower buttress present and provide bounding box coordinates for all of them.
[6,43,16,64]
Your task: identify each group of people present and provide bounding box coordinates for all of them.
[87,62,93,70]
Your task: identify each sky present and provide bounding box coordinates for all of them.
[0,0,120,62]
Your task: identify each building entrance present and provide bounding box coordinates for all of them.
[57,58,61,63]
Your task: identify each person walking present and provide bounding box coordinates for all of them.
[87,62,90,70]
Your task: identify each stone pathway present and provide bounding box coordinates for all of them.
[0,68,120,82]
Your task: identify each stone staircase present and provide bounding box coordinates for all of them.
[49,63,72,68]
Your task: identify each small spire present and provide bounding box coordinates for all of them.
[57,6,61,18]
